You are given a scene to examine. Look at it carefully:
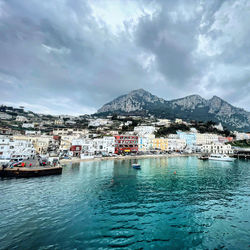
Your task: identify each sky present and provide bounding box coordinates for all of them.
[0,0,250,115]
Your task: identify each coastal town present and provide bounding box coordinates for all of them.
[1,104,250,165]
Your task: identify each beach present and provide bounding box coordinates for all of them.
[60,153,199,164]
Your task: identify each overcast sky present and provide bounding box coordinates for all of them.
[1,0,250,115]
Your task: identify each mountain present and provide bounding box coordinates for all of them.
[98,89,165,114]
[97,89,250,131]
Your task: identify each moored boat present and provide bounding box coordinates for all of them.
[198,155,209,160]
[132,163,141,169]
[208,154,235,162]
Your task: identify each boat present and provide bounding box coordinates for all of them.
[132,163,141,169]
[198,154,209,160]
[0,165,62,178]
[208,154,235,162]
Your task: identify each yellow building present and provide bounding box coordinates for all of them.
[13,135,52,154]
[152,138,168,151]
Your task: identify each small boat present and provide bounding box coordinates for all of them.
[132,163,141,169]
[208,154,235,162]
[198,155,209,160]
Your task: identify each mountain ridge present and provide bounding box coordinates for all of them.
[97,89,250,131]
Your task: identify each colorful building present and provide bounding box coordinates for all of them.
[177,132,196,146]
[114,135,138,154]
[138,134,155,151]
[152,138,168,151]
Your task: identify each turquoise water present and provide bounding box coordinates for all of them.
[0,156,250,249]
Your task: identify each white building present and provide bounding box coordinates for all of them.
[167,139,186,151]
[234,132,250,141]
[16,115,28,122]
[201,143,233,154]
[25,130,41,135]
[196,133,219,145]
[53,128,88,136]
[0,136,35,160]
[124,121,133,126]
[22,123,35,129]
[13,135,53,154]
[88,119,109,127]
[134,126,156,136]
[0,112,12,120]
[72,136,115,156]
[175,118,183,124]
[156,119,171,127]
[138,134,155,151]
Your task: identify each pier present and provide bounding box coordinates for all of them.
[233,148,250,159]
[0,166,62,178]
[0,157,62,178]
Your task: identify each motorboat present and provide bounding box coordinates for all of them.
[132,163,141,169]
[208,154,235,162]
[198,154,209,160]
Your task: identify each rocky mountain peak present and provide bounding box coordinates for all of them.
[170,94,206,110]
[96,89,250,131]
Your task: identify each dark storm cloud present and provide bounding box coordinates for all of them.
[0,0,250,114]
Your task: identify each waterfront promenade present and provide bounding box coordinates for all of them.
[60,153,199,164]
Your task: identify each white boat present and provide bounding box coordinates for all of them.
[132,163,141,169]
[80,154,94,160]
[208,154,235,162]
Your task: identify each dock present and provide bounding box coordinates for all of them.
[0,166,62,178]
[233,148,250,159]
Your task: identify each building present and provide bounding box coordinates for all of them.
[0,112,12,120]
[13,135,53,154]
[16,116,28,122]
[0,127,13,135]
[114,135,138,154]
[138,134,155,151]
[201,143,233,154]
[70,145,82,157]
[167,138,186,151]
[196,133,219,145]
[134,126,155,136]
[156,119,171,127]
[22,123,35,129]
[71,136,115,156]
[88,119,109,127]
[53,128,88,136]
[152,138,168,151]
[177,132,196,146]
[0,135,35,160]
[234,132,250,141]
[175,118,183,124]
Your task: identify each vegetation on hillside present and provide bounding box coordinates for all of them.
[228,140,250,148]
[191,121,235,137]
[155,123,190,137]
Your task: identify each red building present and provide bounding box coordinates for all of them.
[114,135,138,154]
[70,145,82,157]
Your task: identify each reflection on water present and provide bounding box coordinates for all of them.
[0,156,250,249]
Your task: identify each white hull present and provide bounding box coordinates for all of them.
[80,155,94,160]
[209,157,235,162]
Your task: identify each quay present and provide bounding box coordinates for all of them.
[0,157,62,178]
[233,148,250,159]
[0,165,62,178]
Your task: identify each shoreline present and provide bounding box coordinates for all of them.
[60,153,199,164]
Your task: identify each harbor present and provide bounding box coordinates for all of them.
[1,156,249,249]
